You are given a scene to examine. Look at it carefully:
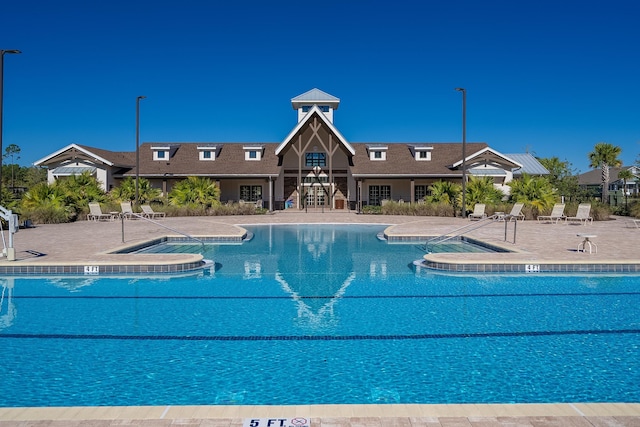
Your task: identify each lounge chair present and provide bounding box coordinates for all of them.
[506,202,525,221]
[537,203,565,224]
[566,203,593,225]
[141,204,165,219]
[87,202,114,222]
[468,203,487,220]
[120,202,137,219]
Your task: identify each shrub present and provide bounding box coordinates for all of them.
[630,200,640,218]
[362,205,382,214]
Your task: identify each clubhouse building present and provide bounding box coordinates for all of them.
[34,88,547,211]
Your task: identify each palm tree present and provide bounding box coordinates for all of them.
[20,182,72,223]
[55,171,107,215]
[588,142,622,203]
[110,176,161,204]
[464,176,504,210]
[617,168,635,212]
[508,173,557,212]
[427,181,461,204]
[168,176,220,208]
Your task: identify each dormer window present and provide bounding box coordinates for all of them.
[244,145,264,161]
[367,145,388,161]
[413,146,434,161]
[151,145,171,161]
[197,145,218,161]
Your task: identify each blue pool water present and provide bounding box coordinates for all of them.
[0,224,639,407]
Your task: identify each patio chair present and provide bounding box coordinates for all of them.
[120,202,137,219]
[506,202,525,221]
[468,204,487,220]
[141,204,166,219]
[87,202,114,222]
[566,203,593,225]
[537,203,565,224]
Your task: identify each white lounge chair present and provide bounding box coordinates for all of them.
[566,203,593,225]
[506,202,525,221]
[537,203,565,224]
[120,202,137,219]
[141,204,165,219]
[468,204,487,220]
[87,202,114,222]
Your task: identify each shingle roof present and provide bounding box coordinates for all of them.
[349,142,488,176]
[125,143,282,178]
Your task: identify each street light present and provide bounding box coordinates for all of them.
[455,87,467,218]
[135,95,146,207]
[0,49,21,190]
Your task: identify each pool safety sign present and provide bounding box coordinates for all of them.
[243,418,310,427]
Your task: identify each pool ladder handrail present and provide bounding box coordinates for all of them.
[121,213,206,251]
[423,214,502,252]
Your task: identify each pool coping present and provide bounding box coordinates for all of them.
[1,402,640,422]
[383,224,640,274]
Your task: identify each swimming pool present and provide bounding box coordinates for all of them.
[0,224,639,407]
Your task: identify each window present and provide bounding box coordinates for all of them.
[244,146,263,160]
[198,146,217,161]
[369,185,391,206]
[301,105,330,113]
[368,145,388,161]
[153,150,168,160]
[415,185,428,201]
[240,185,262,202]
[305,152,326,167]
[152,144,179,161]
[413,146,433,161]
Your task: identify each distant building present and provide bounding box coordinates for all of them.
[578,166,640,202]
[34,88,548,211]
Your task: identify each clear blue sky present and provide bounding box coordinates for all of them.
[2,0,639,173]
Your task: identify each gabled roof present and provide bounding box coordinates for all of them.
[451,147,522,170]
[33,143,129,167]
[291,88,340,110]
[578,166,640,186]
[276,105,355,156]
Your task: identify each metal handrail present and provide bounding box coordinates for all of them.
[424,214,501,252]
[121,213,206,251]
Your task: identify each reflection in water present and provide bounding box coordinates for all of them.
[243,261,262,279]
[47,277,98,292]
[0,278,15,331]
[267,226,356,331]
[275,271,355,331]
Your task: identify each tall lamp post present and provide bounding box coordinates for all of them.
[455,87,467,218]
[135,95,146,207]
[0,49,21,190]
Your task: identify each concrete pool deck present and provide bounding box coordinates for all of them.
[1,210,639,426]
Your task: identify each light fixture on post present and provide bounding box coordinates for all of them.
[135,95,146,207]
[455,87,467,218]
[0,49,21,190]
